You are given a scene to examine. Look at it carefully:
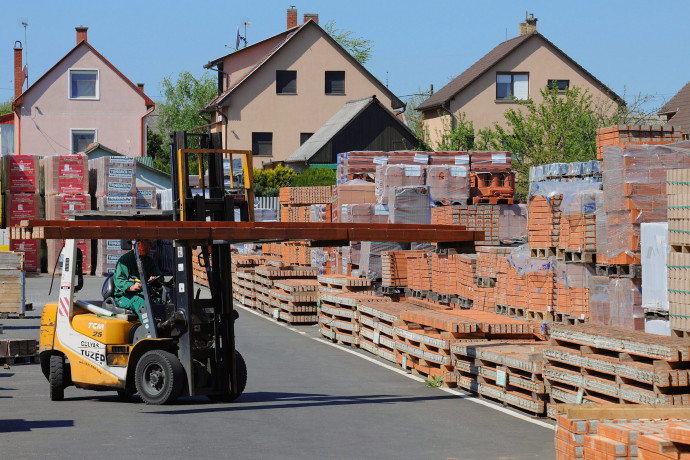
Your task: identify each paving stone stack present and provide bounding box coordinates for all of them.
[3,155,41,272]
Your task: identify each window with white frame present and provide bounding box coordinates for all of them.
[69,69,99,99]
[496,73,528,100]
[71,129,96,153]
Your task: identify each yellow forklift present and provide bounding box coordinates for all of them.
[38,132,255,404]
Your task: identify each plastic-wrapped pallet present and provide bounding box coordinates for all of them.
[89,156,137,197]
[498,204,528,244]
[641,222,668,315]
[44,194,90,219]
[2,155,39,193]
[470,151,511,173]
[96,239,126,275]
[554,261,594,319]
[359,241,404,280]
[388,186,431,225]
[375,164,425,205]
[588,276,644,331]
[255,207,279,222]
[42,153,89,195]
[135,187,157,209]
[340,203,388,224]
[426,164,469,205]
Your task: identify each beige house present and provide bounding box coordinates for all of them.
[417,15,621,149]
[203,9,404,167]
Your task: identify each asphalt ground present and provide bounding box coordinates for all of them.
[0,274,556,459]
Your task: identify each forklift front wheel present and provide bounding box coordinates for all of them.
[135,350,186,405]
[208,350,247,402]
[49,354,66,401]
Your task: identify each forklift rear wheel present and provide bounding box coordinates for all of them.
[208,351,247,402]
[49,354,65,401]
[135,350,185,405]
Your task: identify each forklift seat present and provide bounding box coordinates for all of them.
[101,274,129,315]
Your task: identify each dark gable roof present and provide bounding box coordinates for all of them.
[202,20,404,111]
[15,41,154,108]
[659,82,690,130]
[417,31,621,111]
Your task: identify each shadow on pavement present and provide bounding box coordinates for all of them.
[0,325,41,330]
[0,419,75,432]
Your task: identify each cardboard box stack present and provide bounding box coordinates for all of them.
[3,155,41,271]
[42,154,91,274]
[667,168,690,335]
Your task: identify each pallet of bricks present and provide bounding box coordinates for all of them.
[554,404,690,460]
[231,255,264,309]
[317,274,375,345]
[394,302,536,388]
[544,324,690,418]
[596,124,682,160]
[668,168,690,337]
[0,338,37,364]
[431,205,501,245]
[43,154,92,274]
[279,186,331,222]
[253,259,319,324]
[0,251,25,318]
[3,155,41,272]
[452,341,548,415]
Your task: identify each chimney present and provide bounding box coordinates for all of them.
[519,12,537,36]
[14,41,23,99]
[303,13,318,25]
[76,26,88,44]
[137,83,145,92]
[287,8,298,29]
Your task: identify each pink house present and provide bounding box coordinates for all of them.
[11,27,154,157]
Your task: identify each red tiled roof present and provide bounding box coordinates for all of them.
[0,113,14,124]
[659,81,690,132]
[14,40,154,108]
[417,31,621,112]
[203,20,404,111]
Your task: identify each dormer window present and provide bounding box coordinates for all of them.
[69,69,99,99]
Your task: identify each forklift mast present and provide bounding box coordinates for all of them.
[169,131,253,397]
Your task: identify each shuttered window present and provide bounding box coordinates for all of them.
[252,132,273,156]
[496,73,529,100]
[325,71,345,94]
[276,70,297,94]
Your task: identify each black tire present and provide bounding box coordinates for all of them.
[49,354,65,401]
[116,389,134,400]
[207,351,247,402]
[134,350,185,405]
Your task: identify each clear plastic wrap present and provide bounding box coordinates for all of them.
[388,186,432,225]
[256,207,279,222]
[340,203,388,224]
[498,204,528,244]
[359,241,405,280]
[375,164,426,205]
[426,164,470,205]
[506,244,554,276]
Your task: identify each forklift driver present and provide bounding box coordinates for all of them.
[113,240,162,323]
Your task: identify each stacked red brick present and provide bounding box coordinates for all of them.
[317,275,374,344]
[406,251,432,293]
[230,255,265,309]
[596,124,682,160]
[43,154,91,274]
[667,169,690,335]
[3,155,41,271]
[253,264,319,322]
[528,194,562,255]
[279,186,332,222]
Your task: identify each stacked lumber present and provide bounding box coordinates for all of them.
[231,255,265,309]
[452,341,548,415]
[3,155,41,272]
[395,308,535,387]
[317,287,377,345]
[599,144,690,265]
[554,404,690,460]
[596,124,682,160]
[0,252,25,317]
[89,156,137,210]
[254,265,318,316]
[528,194,562,257]
[545,324,690,407]
[357,300,427,362]
[667,169,690,336]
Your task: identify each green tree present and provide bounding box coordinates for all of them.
[156,71,217,170]
[290,167,336,187]
[323,20,373,64]
[146,127,167,171]
[403,88,432,150]
[493,85,603,198]
[0,98,13,115]
[435,112,476,151]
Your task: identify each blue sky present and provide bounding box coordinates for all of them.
[1,0,688,113]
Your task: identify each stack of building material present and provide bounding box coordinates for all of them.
[95,239,125,276]
[667,168,690,336]
[406,251,432,296]
[530,160,602,183]
[268,278,320,324]
[90,156,137,210]
[430,204,500,245]
[135,186,157,209]
[544,324,690,407]
[431,253,457,302]
[426,164,470,205]
[357,299,428,362]
[279,186,331,222]
[0,251,25,317]
[358,242,404,280]
[331,180,376,222]
[452,341,548,415]
[455,254,476,307]
[558,190,601,261]
[3,155,41,271]
[395,308,535,387]
[230,255,265,308]
[596,124,682,160]
[381,250,426,291]
[0,338,37,362]
[526,270,556,321]
[338,203,387,224]
[588,276,644,331]
[316,277,375,345]
[375,164,426,205]
[253,264,318,316]
[45,193,92,274]
[553,404,690,459]
[498,204,528,244]
[388,185,431,225]
[308,204,330,223]
[555,262,594,321]
[528,194,562,258]
[500,261,528,314]
[279,241,312,266]
[469,152,514,203]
